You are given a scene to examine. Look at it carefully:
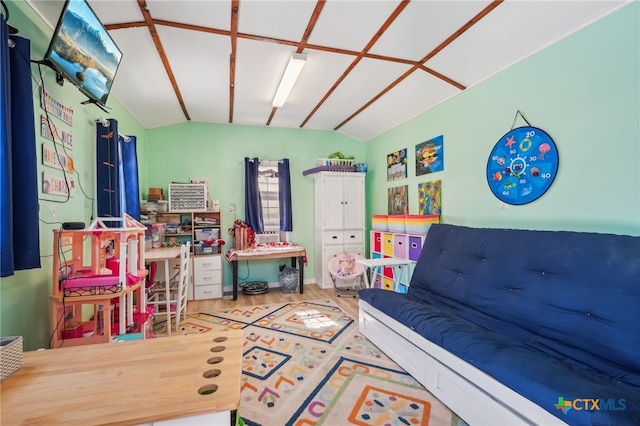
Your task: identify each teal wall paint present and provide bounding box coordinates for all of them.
[0,2,147,350]
[146,122,365,286]
[365,3,639,237]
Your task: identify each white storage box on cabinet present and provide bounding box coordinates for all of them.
[192,255,222,299]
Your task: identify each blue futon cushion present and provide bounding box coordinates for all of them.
[359,223,640,425]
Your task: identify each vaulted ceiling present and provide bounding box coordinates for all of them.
[27,0,631,142]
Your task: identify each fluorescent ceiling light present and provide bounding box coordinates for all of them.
[272,53,307,108]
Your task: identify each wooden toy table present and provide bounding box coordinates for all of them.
[1,331,243,425]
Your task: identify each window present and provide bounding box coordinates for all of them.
[257,161,287,243]
[258,161,279,233]
[244,157,292,243]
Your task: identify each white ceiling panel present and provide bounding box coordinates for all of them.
[427,0,631,88]
[23,0,634,141]
[233,38,293,126]
[147,0,230,30]
[305,56,412,131]
[369,0,492,60]
[339,69,461,142]
[109,27,185,128]
[157,26,231,123]
[238,0,317,41]
[308,0,400,52]
[27,0,66,28]
[88,0,144,25]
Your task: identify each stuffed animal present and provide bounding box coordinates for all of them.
[337,257,355,277]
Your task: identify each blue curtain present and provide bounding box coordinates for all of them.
[95,119,121,220]
[96,120,139,223]
[278,159,293,231]
[119,135,140,220]
[244,157,263,233]
[0,17,12,275]
[0,24,41,277]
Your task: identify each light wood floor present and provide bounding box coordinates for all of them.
[187,284,360,319]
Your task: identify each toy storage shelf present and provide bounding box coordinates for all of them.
[50,216,151,347]
[143,210,222,255]
[141,210,224,300]
[369,230,427,292]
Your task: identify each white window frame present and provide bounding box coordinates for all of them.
[257,160,288,243]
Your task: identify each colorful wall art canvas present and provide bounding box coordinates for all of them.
[388,185,409,215]
[418,180,442,215]
[387,149,408,181]
[415,135,444,176]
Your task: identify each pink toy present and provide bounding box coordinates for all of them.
[327,252,365,297]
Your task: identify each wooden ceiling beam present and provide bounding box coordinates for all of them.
[300,0,410,129]
[266,0,326,126]
[417,65,466,91]
[104,21,146,30]
[229,0,239,124]
[136,0,190,121]
[335,0,503,131]
[296,0,325,54]
[107,20,426,69]
[108,0,502,133]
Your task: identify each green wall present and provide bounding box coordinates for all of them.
[2,1,637,350]
[0,2,147,350]
[145,123,365,287]
[365,2,639,236]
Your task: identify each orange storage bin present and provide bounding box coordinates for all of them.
[404,214,440,234]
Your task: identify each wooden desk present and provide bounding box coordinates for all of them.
[1,331,243,425]
[356,257,412,290]
[226,245,306,300]
[144,246,181,335]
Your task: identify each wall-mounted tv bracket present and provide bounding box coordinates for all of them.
[31,59,64,87]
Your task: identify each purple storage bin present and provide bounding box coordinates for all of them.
[394,235,407,258]
[408,236,423,261]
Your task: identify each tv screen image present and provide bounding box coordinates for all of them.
[45,0,122,106]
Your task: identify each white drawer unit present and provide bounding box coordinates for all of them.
[316,229,365,289]
[192,255,222,300]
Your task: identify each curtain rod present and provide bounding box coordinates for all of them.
[96,118,131,142]
[244,159,284,165]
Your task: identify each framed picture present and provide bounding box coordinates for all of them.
[416,135,443,176]
[388,185,409,215]
[418,180,441,215]
[387,149,407,181]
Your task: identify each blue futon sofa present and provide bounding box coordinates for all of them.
[359,224,639,425]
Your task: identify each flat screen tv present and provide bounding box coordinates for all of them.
[43,0,122,108]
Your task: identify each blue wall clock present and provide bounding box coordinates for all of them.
[486,126,559,205]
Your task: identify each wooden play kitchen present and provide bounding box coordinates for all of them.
[1,331,243,425]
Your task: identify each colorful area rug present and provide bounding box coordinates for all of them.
[155,300,467,426]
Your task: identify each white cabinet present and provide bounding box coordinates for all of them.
[314,172,366,289]
[192,255,223,300]
[316,173,365,230]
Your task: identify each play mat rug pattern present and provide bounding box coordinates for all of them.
[154,300,468,426]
